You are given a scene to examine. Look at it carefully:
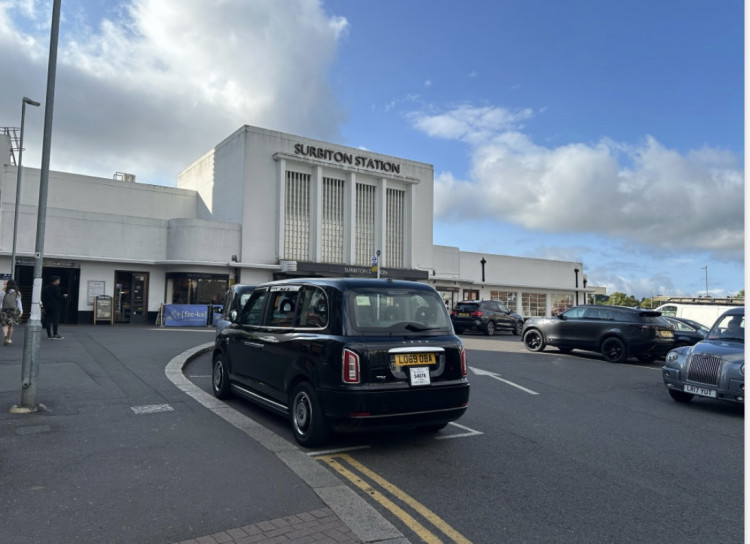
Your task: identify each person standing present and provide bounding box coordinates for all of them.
[41,275,67,339]
[1,279,23,345]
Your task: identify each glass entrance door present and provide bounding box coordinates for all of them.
[114,271,149,323]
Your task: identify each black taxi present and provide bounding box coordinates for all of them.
[211,278,470,446]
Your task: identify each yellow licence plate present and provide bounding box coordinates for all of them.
[395,353,436,366]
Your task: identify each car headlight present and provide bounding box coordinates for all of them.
[665,351,680,364]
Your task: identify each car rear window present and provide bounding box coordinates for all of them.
[347,287,451,332]
[454,303,479,312]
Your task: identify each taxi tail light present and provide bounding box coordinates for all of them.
[460,348,467,377]
[342,349,360,384]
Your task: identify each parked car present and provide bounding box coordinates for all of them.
[663,316,708,348]
[215,284,255,334]
[522,305,674,363]
[450,300,524,336]
[212,278,470,447]
[662,307,744,405]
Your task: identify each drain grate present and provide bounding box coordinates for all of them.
[130,404,174,415]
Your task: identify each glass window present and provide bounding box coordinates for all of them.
[264,287,301,327]
[298,286,329,328]
[347,286,451,332]
[240,289,268,326]
[170,274,228,305]
[522,292,546,317]
[285,170,311,261]
[562,306,587,319]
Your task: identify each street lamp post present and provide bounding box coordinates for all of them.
[10,97,41,277]
[701,266,708,298]
[14,0,60,413]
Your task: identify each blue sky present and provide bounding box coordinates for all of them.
[0,0,744,299]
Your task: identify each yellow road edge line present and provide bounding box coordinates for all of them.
[319,454,472,544]
[319,455,444,544]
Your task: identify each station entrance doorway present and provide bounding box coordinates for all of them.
[114,271,149,323]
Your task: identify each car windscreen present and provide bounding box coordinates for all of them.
[707,313,745,342]
[347,287,452,333]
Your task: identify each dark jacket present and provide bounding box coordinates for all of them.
[42,283,64,313]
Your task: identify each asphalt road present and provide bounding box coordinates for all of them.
[186,332,745,544]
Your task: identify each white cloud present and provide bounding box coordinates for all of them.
[0,0,347,185]
[418,105,744,259]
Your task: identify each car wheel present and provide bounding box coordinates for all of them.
[523,329,545,352]
[513,321,523,336]
[485,321,496,336]
[212,354,232,399]
[290,382,330,448]
[668,389,694,403]
[601,337,627,363]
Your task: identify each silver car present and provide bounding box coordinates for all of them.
[662,307,744,404]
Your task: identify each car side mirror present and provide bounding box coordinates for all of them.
[230,309,238,322]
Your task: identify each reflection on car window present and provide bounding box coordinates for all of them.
[563,307,586,319]
[265,289,300,327]
[298,286,328,328]
[349,288,450,331]
[708,314,745,342]
[240,290,268,326]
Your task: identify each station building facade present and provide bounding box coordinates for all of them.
[0,124,589,325]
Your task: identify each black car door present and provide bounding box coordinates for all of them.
[226,288,269,389]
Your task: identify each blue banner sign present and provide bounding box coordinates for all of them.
[164,304,209,327]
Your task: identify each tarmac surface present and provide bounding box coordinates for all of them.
[0,323,410,544]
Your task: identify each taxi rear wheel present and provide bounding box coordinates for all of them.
[212,355,232,399]
[290,382,330,447]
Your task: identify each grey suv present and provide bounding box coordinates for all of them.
[450,300,524,336]
[522,305,675,363]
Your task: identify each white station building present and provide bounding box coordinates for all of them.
[0,124,590,325]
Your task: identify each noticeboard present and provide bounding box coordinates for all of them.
[94,295,114,324]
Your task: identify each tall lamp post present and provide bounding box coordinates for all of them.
[701,266,708,298]
[10,97,41,277]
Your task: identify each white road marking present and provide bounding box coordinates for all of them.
[469,366,540,395]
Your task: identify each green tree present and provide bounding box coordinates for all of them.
[606,292,638,307]
[736,289,744,298]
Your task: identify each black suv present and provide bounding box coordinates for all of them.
[450,300,524,336]
[522,305,675,362]
[212,278,470,447]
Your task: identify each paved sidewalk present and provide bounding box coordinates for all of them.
[0,324,404,544]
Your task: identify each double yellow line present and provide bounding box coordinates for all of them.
[317,453,472,544]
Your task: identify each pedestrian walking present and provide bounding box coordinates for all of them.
[41,275,67,339]
[1,279,23,345]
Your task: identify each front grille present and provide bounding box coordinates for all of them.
[686,353,722,386]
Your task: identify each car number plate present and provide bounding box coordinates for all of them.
[409,366,431,386]
[684,384,717,398]
[457,312,470,317]
[395,353,436,366]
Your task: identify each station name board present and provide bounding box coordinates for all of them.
[294,143,401,174]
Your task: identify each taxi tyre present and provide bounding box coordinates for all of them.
[668,389,694,403]
[523,329,545,352]
[291,381,330,447]
[212,354,232,399]
[601,337,627,363]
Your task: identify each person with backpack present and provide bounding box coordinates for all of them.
[1,279,23,346]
